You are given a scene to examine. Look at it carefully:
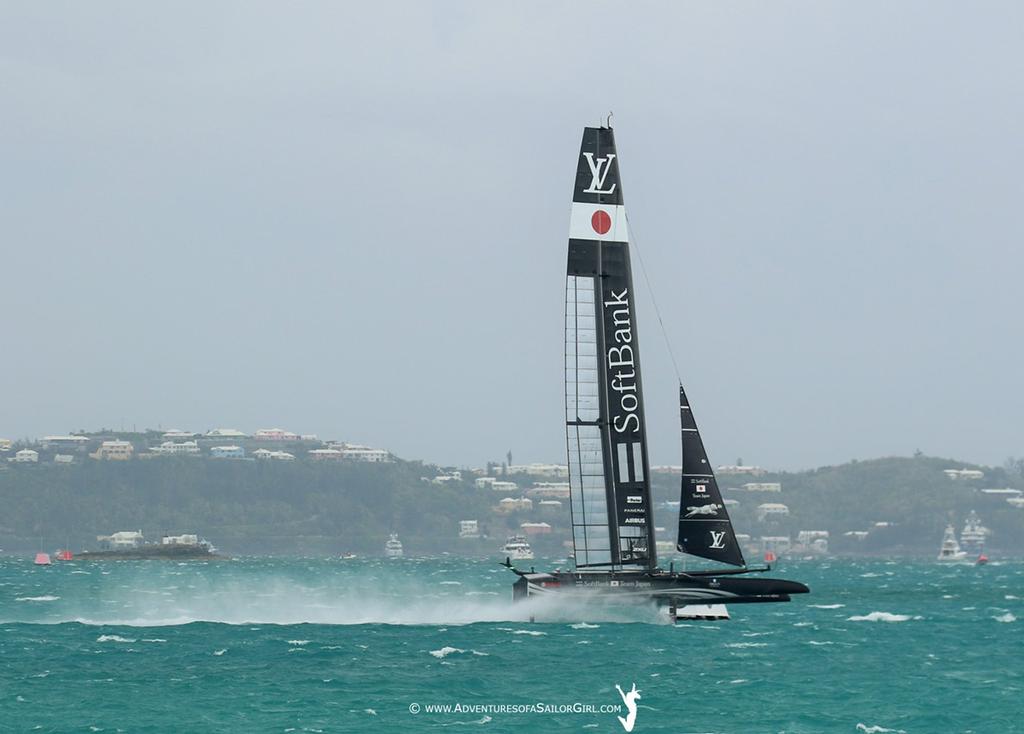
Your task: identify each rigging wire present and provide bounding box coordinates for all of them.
[624,210,683,386]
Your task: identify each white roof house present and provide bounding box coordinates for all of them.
[756,503,790,521]
[324,443,393,462]
[14,448,39,463]
[944,468,985,480]
[308,449,344,460]
[41,434,89,443]
[717,465,767,476]
[206,428,249,438]
[743,482,782,492]
[150,441,199,456]
[505,463,568,478]
[254,428,299,441]
[162,429,196,439]
[489,480,519,493]
[161,534,199,546]
[40,435,89,449]
[526,482,571,499]
[252,449,295,461]
[97,530,144,548]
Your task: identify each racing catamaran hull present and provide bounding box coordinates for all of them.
[512,569,808,605]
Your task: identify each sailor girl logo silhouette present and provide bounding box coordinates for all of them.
[615,682,641,732]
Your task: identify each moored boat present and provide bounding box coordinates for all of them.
[501,535,534,561]
[384,534,404,558]
[959,510,988,556]
[937,524,968,562]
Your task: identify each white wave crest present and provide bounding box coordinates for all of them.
[994,612,1016,623]
[96,634,136,643]
[429,646,463,658]
[847,612,918,623]
[15,595,60,602]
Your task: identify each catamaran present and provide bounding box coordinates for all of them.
[507,124,809,620]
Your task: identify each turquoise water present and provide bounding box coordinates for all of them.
[1,557,1020,733]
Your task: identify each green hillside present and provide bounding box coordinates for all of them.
[1,454,1022,557]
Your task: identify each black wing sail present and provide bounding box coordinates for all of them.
[676,385,746,567]
[565,126,656,571]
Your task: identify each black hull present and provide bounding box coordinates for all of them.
[511,568,809,607]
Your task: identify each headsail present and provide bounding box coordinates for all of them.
[676,385,746,567]
[565,127,656,570]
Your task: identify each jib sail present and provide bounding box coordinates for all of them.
[676,385,746,567]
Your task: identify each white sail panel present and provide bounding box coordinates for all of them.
[565,275,612,566]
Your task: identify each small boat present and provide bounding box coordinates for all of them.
[501,535,535,561]
[34,552,52,566]
[384,534,404,558]
[937,524,968,562]
[55,550,73,561]
[960,511,989,556]
[976,553,989,566]
[340,552,358,560]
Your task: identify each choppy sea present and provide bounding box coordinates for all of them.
[0,557,1020,733]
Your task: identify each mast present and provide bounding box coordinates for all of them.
[565,126,656,571]
[676,386,746,567]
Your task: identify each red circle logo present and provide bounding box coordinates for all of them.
[591,210,612,235]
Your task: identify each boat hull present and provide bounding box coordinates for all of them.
[76,546,220,561]
[512,569,809,607]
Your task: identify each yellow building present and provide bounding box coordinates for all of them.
[91,440,134,461]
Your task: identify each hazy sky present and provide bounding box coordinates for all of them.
[2,2,1022,470]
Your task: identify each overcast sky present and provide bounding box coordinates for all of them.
[1,2,1021,470]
